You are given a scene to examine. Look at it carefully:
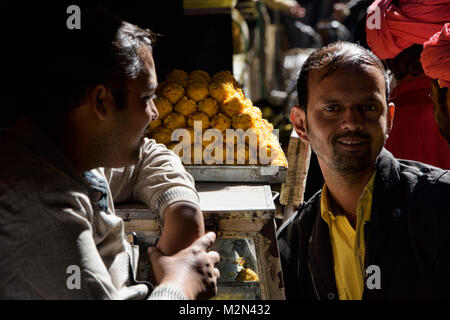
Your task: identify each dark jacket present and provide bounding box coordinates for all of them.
[277,149,450,299]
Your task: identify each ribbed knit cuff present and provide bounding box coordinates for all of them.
[154,187,201,220]
[148,284,189,300]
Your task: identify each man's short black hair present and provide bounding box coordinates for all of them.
[296,41,391,113]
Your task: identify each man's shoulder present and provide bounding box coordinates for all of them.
[377,149,450,190]
[396,159,450,189]
[0,135,90,211]
[377,156,450,218]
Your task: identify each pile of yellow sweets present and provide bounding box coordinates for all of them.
[147,69,287,167]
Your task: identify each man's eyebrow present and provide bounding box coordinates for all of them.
[320,98,343,104]
[320,96,383,104]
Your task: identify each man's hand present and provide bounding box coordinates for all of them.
[148,232,220,300]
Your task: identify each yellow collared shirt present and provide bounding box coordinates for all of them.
[320,172,376,300]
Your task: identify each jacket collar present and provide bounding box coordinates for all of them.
[370,148,404,225]
[308,198,338,300]
[373,148,401,197]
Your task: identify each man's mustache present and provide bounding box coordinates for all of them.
[331,131,371,144]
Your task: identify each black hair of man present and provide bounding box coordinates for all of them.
[296,41,391,114]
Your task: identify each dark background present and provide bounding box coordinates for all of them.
[2,0,233,128]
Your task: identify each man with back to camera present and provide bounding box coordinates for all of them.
[277,41,450,300]
[0,9,219,300]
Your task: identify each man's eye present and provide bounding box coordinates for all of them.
[362,104,376,111]
[324,105,337,112]
[143,94,157,102]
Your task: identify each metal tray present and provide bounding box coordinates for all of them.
[184,165,287,183]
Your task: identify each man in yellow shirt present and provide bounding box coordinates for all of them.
[277,41,450,300]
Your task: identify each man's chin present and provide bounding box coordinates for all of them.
[332,151,373,174]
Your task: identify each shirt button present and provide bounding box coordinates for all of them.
[328,292,336,300]
[392,208,402,218]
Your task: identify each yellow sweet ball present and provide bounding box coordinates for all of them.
[188,70,211,85]
[187,112,210,130]
[163,112,187,130]
[166,69,189,87]
[186,82,209,102]
[235,268,259,282]
[211,113,232,132]
[232,113,256,131]
[221,94,246,118]
[174,96,197,117]
[198,97,219,118]
[209,81,236,103]
[162,82,185,104]
[212,70,237,86]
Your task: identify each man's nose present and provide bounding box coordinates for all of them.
[340,107,364,131]
[150,100,159,120]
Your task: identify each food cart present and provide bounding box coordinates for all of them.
[116,164,286,300]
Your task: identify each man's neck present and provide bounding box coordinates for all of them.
[35,116,95,174]
[321,165,375,228]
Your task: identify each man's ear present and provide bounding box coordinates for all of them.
[87,84,110,121]
[290,105,310,143]
[386,102,395,135]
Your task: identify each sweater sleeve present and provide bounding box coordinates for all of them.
[104,138,200,221]
[148,284,189,300]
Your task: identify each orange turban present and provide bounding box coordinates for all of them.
[366,0,450,60]
[421,23,450,88]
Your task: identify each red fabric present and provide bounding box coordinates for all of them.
[385,76,450,169]
[366,0,450,59]
[421,23,450,87]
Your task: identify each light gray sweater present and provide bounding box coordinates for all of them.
[0,118,198,300]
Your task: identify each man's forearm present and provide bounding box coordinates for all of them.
[157,201,205,255]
